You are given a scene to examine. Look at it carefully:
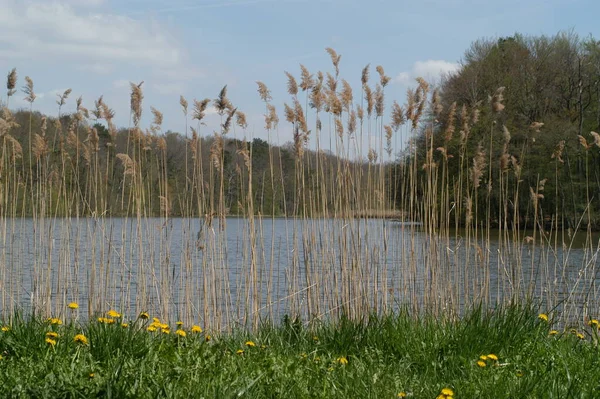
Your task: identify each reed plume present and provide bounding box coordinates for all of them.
[299,65,314,91]
[23,76,36,103]
[193,99,211,122]
[130,81,144,126]
[6,68,17,97]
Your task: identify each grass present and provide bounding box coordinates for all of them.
[1,304,600,398]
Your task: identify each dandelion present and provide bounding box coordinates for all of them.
[74,334,88,345]
[1,326,9,332]
[236,349,244,355]
[46,331,59,339]
[477,360,487,368]
[147,326,157,332]
[68,302,79,310]
[153,317,161,323]
[538,313,549,322]
[191,325,202,333]
[107,310,121,318]
[176,329,186,337]
[487,353,498,361]
[577,332,585,340]
[588,319,599,327]
[441,388,454,396]
[89,373,95,379]
[397,393,407,398]
[45,338,57,347]
[549,330,558,336]
[176,321,183,327]
[516,370,524,377]
[162,328,171,335]
[139,312,149,320]
[313,336,319,341]
[205,335,212,342]
[479,355,488,361]
[337,356,348,365]
[121,323,129,328]
[48,318,62,325]
[245,341,256,347]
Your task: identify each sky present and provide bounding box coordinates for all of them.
[0,0,598,158]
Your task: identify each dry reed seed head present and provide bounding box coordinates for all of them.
[510,155,521,176]
[340,79,353,112]
[376,65,391,87]
[210,133,223,170]
[179,95,189,117]
[6,134,22,159]
[32,133,48,160]
[299,64,314,91]
[192,98,211,122]
[7,68,17,93]
[284,103,295,124]
[23,76,36,103]
[470,143,486,189]
[151,107,163,129]
[357,105,364,121]
[361,63,370,86]
[364,84,374,117]
[56,88,72,108]
[551,140,565,163]
[430,89,443,118]
[375,84,384,117]
[335,118,344,137]
[529,121,544,133]
[385,125,393,154]
[285,71,298,96]
[347,110,357,136]
[221,107,237,134]
[116,153,136,175]
[590,131,600,148]
[293,125,304,158]
[491,86,505,113]
[309,81,325,112]
[130,81,144,126]
[156,136,167,152]
[89,127,99,152]
[265,104,279,130]
[405,89,415,123]
[293,99,308,132]
[443,102,457,142]
[236,111,248,129]
[390,101,405,131]
[577,135,590,149]
[367,148,378,163]
[325,47,341,77]
[214,85,231,115]
[327,90,342,116]
[502,125,511,144]
[256,81,272,102]
[326,72,337,93]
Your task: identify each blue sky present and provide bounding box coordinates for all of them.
[0,0,598,157]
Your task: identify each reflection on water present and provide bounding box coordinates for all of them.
[1,217,599,327]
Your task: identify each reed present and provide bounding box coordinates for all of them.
[0,48,599,334]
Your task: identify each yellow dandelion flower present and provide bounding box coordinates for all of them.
[107,310,121,318]
[477,360,487,368]
[68,302,79,310]
[577,332,585,340]
[337,356,348,365]
[45,338,57,346]
[538,313,548,322]
[236,349,244,355]
[588,319,599,327]
[487,353,498,361]
[176,321,183,326]
[516,370,524,377]
[48,318,62,325]
[46,331,59,339]
[74,334,88,345]
[1,326,9,332]
[162,328,171,334]
[176,329,186,337]
[205,335,211,342]
[245,341,256,347]
[121,323,129,328]
[549,330,558,336]
[313,336,319,341]
[153,317,161,323]
[89,373,95,379]
[441,388,454,396]
[479,355,488,361]
[191,325,202,333]
[159,323,169,330]
[147,326,157,332]
[398,393,407,398]
[139,312,149,320]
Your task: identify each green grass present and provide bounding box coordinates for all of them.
[1,305,600,398]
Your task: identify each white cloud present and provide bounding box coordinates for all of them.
[0,0,183,70]
[394,60,460,85]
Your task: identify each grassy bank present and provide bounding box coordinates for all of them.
[1,304,599,398]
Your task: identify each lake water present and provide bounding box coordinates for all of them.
[1,217,599,328]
